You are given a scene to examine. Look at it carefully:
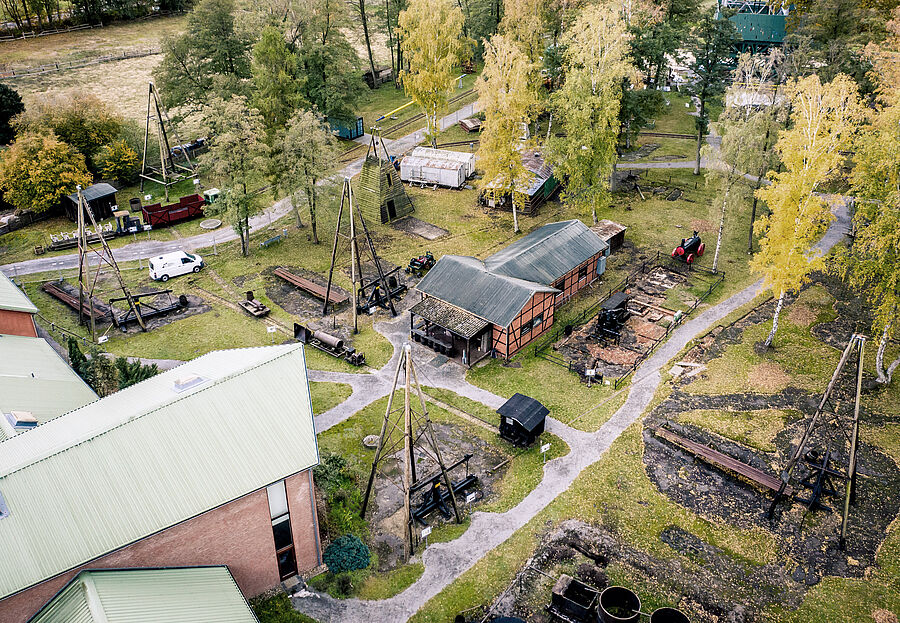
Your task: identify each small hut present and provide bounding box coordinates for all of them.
[363,66,394,88]
[65,183,118,221]
[497,393,549,447]
[481,150,559,215]
[590,220,627,251]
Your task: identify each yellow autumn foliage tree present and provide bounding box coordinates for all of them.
[398,0,466,146]
[0,132,92,214]
[476,34,540,234]
[753,74,863,348]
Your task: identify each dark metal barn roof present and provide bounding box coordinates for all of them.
[415,255,557,328]
[409,296,490,339]
[66,183,118,205]
[485,220,609,285]
[497,393,549,433]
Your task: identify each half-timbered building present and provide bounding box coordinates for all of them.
[410,220,609,364]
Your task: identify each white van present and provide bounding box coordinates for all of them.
[149,251,204,282]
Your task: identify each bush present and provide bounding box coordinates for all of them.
[323,535,370,574]
[250,592,317,623]
[97,139,140,184]
[334,573,353,596]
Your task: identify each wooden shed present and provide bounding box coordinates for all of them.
[590,219,627,251]
[363,66,393,88]
[497,393,548,447]
[65,183,118,221]
[481,150,560,215]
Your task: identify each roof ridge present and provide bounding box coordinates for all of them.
[0,344,304,480]
[485,220,579,266]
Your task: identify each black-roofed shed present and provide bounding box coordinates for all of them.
[65,183,118,221]
[497,393,549,447]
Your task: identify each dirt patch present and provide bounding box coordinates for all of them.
[787,303,817,327]
[368,421,506,570]
[487,519,795,623]
[689,218,714,233]
[263,265,351,318]
[618,144,660,162]
[747,361,791,393]
[391,216,449,240]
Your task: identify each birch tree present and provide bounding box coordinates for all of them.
[842,22,900,384]
[203,96,270,256]
[752,74,862,348]
[548,1,633,224]
[398,0,466,146]
[275,109,339,243]
[476,34,539,234]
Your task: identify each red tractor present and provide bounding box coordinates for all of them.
[672,231,705,264]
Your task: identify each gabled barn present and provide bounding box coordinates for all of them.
[411,220,609,364]
[65,183,118,222]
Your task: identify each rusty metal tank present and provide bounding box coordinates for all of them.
[597,586,641,623]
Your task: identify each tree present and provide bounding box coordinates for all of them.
[153,0,252,109]
[252,26,306,133]
[548,2,633,224]
[96,139,140,184]
[628,0,699,89]
[355,0,379,89]
[476,34,539,233]
[114,357,159,389]
[398,0,467,146]
[618,85,664,150]
[499,0,544,65]
[752,74,862,348]
[13,92,123,171]
[841,22,900,384]
[0,132,92,214]
[0,84,24,145]
[275,109,339,243]
[295,0,364,125]
[203,96,270,256]
[67,339,119,397]
[685,8,738,175]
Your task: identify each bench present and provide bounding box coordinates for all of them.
[260,234,284,249]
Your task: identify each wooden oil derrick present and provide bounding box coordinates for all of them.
[360,344,462,558]
[75,186,146,342]
[356,130,414,225]
[140,82,196,201]
[768,333,866,549]
[323,177,398,333]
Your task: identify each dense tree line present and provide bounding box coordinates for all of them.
[0,0,192,33]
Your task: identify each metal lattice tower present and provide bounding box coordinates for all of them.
[322,177,398,333]
[140,82,197,201]
[360,345,461,558]
[768,333,866,549]
[75,186,146,342]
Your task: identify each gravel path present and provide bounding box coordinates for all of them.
[293,195,851,622]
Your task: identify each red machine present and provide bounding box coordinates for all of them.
[141,194,205,227]
[672,231,705,264]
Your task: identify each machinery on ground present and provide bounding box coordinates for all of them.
[671,231,705,264]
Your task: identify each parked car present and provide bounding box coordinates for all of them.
[149,251,204,282]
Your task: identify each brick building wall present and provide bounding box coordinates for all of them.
[0,310,37,337]
[0,470,319,623]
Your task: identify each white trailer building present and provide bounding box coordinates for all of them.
[400,147,476,189]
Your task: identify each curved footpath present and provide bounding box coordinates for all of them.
[294,198,851,622]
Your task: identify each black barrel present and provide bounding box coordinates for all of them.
[598,586,641,623]
[650,607,690,623]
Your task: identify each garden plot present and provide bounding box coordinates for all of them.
[553,262,721,379]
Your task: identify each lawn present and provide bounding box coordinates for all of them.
[675,408,801,452]
[309,381,353,415]
[686,286,841,395]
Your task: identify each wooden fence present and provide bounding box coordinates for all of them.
[0,46,161,78]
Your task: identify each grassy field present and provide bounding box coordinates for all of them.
[309,381,353,415]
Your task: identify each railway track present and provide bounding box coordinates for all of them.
[338,88,477,163]
[190,282,293,336]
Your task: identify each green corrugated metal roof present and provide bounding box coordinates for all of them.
[30,567,259,623]
[416,255,557,327]
[485,220,608,285]
[0,344,318,600]
[0,271,39,314]
[0,335,97,442]
[730,12,786,44]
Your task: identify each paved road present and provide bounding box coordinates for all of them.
[293,197,851,622]
[0,101,480,279]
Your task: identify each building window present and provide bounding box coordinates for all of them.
[267,481,297,580]
[521,322,532,337]
[533,313,543,328]
[578,265,587,280]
